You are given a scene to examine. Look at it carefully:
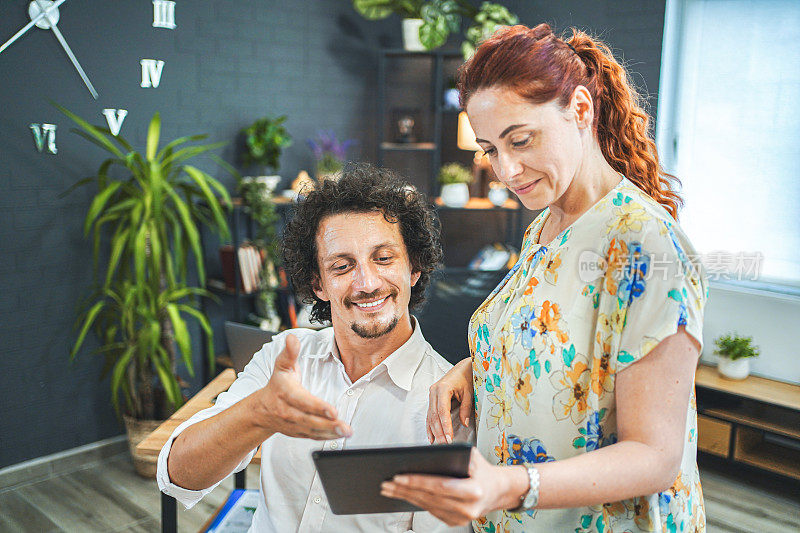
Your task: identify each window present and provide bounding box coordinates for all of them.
[657,0,800,289]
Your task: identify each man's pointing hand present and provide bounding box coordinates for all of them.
[256,334,352,440]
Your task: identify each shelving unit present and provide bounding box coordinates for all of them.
[376,49,532,266]
[199,196,293,381]
[695,363,800,480]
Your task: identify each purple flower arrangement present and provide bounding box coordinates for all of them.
[307,131,357,174]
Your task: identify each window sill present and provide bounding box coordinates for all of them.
[709,279,800,302]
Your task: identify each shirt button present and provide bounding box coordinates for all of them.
[330,442,338,449]
[313,496,321,504]
[346,389,355,396]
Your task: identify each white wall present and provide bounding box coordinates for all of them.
[700,285,800,385]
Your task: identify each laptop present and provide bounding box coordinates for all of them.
[224,321,275,373]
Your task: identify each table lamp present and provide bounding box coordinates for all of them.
[457,111,492,196]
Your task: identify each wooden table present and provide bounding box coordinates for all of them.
[136,369,261,533]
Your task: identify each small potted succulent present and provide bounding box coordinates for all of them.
[307,130,356,182]
[438,162,473,207]
[714,333,760,380]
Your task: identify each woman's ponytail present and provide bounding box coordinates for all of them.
[567,30,682,219]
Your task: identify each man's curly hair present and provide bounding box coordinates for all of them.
[282,162,443,324]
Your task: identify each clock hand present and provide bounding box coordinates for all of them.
[33,0,98,99]
[0,0,68,55]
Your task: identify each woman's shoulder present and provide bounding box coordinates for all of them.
[596,178,707,290]
[597,178,693,251]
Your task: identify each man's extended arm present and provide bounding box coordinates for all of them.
[164,334,352,492]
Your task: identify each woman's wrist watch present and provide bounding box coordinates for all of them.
[510,464,540,512]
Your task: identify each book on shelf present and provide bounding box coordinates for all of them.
[219,243,265,294]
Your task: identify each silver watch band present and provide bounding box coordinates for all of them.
[510,464,540,513]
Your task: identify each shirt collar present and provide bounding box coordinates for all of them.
[378,317,427,391]
[309,318,428,391]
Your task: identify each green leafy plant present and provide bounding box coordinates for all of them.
[352,0,517,54]
[241,115,292,173]
[714,333,760,361]
[461,2,518,59]
[60,106,231,420]
[419,0,463,49]
[438,162,473,185]
[353,0,425,19]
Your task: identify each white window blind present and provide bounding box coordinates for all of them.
[659,0,800,287]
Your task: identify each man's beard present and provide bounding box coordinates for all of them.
[350,314,399,339]
[345,289,400,339]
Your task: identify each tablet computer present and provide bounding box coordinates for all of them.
[312,442,472,515]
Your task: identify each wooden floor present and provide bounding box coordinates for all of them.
[0,454,797,532]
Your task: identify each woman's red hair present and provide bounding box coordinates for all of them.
[458,24,682,219]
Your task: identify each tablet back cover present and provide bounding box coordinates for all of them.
[312,443,471,515]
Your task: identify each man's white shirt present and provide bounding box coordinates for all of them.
[157,321,472,532]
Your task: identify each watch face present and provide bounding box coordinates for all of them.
[1,1,180,156]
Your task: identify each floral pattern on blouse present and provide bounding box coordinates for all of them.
[469,177,709,533]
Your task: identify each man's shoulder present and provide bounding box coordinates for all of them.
[415,333,456,381]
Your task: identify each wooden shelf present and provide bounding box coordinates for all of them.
[695,363,800,411]
[379,142,437,151]
[695,363,800,481]
[229,196,293,207]
[701,406,800,440]
[734,426,800,480]
[434,197,519,210]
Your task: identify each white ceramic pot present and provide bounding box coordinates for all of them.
[402,18,425,51]
[243,175,281,199]
[440,183,469,207]
[717,357,750,380]
[488,186,509,207]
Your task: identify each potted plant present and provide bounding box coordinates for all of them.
[240,115,292,195]
[352,0,460,51]
[714,333,760,380]
[60,106,231,477]
[438,162,473,207]
[352,1,517,56]
[307,130,356,182]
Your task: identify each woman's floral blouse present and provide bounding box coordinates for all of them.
[469,177,709,533]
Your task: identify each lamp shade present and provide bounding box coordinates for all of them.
[457,111,482,151]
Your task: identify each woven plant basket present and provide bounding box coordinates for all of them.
[123,415,164,479]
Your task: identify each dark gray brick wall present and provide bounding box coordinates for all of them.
[0,0,666,469]
[0,0,396,469]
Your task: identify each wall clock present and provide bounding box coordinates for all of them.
[0,0,177,154]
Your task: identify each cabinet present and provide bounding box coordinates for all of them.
[695,364,800,480]
[376,49,535,266]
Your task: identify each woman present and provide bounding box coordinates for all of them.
[380,24,708,532]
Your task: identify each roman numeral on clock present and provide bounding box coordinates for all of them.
[30,123,57,154]
[140,59,165,88]
[102,109,128,136]
[152,0,176,29]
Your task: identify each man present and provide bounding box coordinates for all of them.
[158,163,470,531]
